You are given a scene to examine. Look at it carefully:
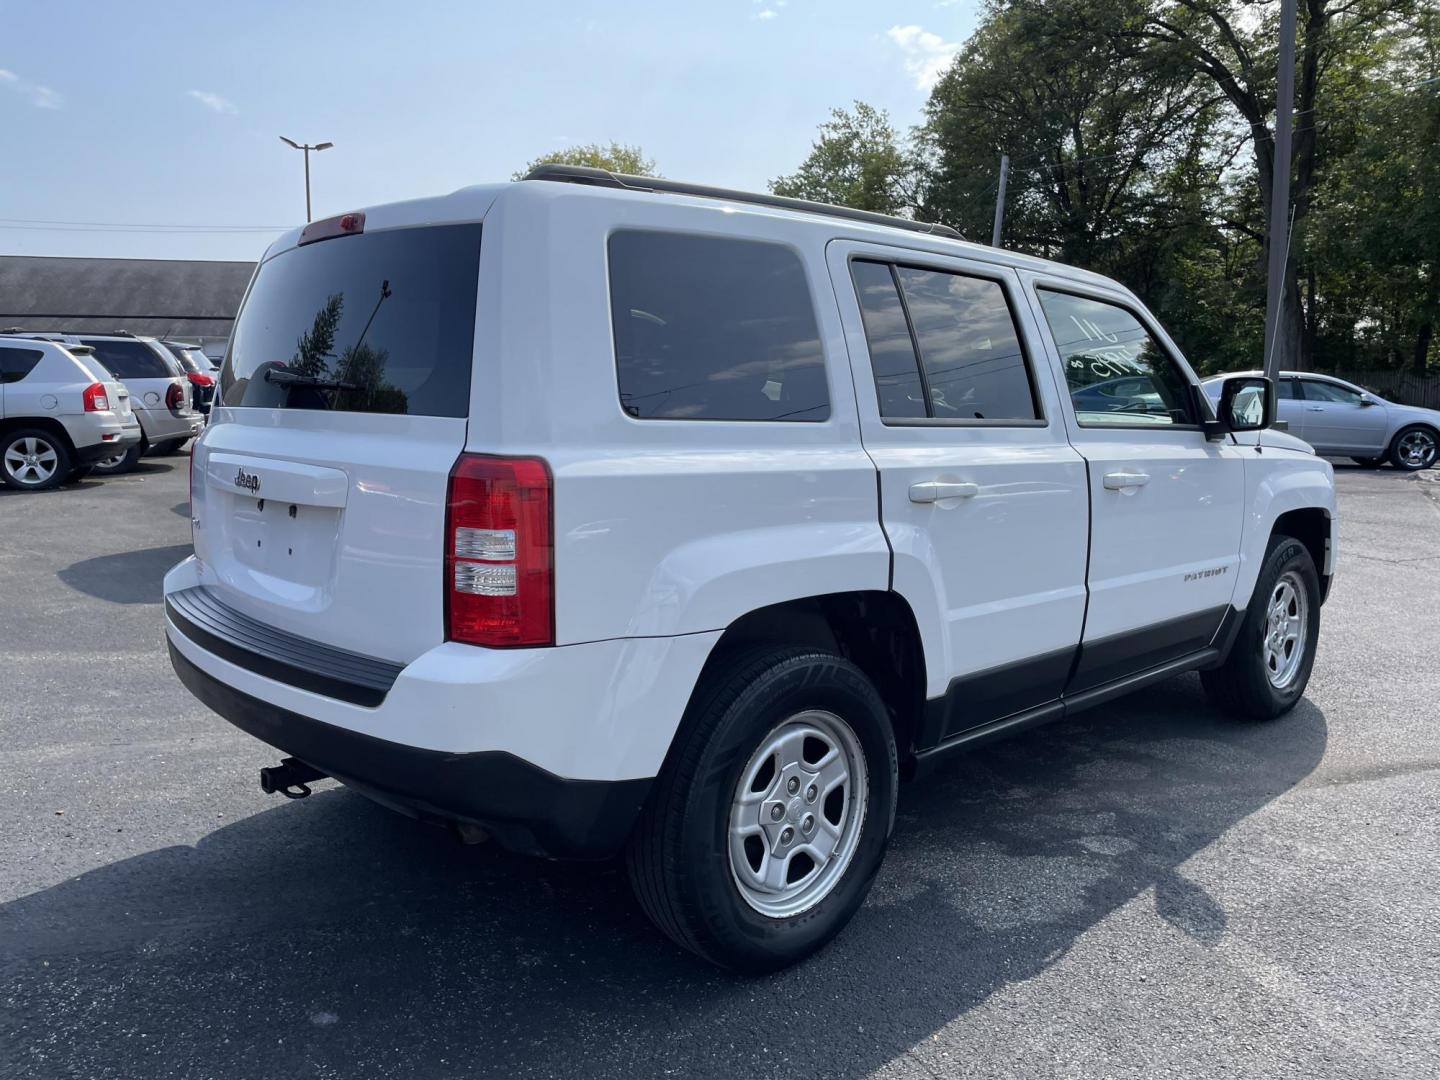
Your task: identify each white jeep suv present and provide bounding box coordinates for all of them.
[165,168,1337,971]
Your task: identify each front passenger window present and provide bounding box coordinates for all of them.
[1036,290,1197,427]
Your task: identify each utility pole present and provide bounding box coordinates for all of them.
[991,154,1010,247]
[1263,0,1297,379]
[279,136,334,223]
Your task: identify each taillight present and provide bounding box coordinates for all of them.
[82,382,109,412]
[165,383,184,410]
[186,371,214,387]
[445,454,553,647]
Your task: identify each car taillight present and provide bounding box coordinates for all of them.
[82,382,109,412]
[165,383,184,410]
[186,371,214,387]
[445,454,553,647]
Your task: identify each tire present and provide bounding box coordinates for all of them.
[91,440,143,475]
[1201,535,1321,720]
[1388,424,1438,471]
[153,438,188,456]
[68,464,95,481]
[1,428,73,491]
[1350,456,1384,468]
[627,646,898,973]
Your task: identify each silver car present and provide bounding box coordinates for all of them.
[10,332,205,472]
[0,337,141,490]
[1204,370,1440,471]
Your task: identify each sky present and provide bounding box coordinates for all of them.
[0,0,982,262]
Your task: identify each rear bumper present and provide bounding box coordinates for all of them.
[168,640,650,858]
[136,405,204,443]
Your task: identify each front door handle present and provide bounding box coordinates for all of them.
[1102,471,1151,491]
[1306,406,1324,412]
[909,480,980,503]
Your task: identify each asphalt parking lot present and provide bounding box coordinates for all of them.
[2,455,1437,1079]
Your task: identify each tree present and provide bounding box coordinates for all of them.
[770,103,915,215]
[1122,0,1415,370]
[292,294,342,377]
[514,142,657,180]
[918,0,1215,266]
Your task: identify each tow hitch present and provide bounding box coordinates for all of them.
[259,758,329,800]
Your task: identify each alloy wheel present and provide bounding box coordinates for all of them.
[1263,570,1309,689]
[1397,429,1437,469]
[728,709,868,918]
[3,436,60,487]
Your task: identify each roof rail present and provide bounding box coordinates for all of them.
[523,164,964,241]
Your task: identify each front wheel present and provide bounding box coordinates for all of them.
[1389,425,1438,471]
[1201,535,1321,720]
[627,646,897,973]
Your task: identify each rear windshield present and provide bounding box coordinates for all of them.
[81,339,178,380]
[162,342,205,374]
[220,224,482,417]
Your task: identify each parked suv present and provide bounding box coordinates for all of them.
[0,336,140,490]
[165,169,1337,971]
[160,340,218,416]
[12,332,204,471]
[1203,370,1440,470]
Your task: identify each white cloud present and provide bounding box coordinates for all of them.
[754,8,778,19]
[0,68,64,109]
[187,89,237,115]
[886,24,959,90]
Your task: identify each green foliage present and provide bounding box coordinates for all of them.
[770,103,915,215]
[769,0,1433,377]
[292,294,342,377]
[514,142,657,181]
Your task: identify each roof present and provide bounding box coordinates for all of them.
[0,254,254,339]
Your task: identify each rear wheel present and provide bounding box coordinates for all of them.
[153,438,189,456]
[1388,425,1438,471]
[627,646,897,972]
[91,439,144,475]
[1201,535,1321,720]
[1,429,72,491]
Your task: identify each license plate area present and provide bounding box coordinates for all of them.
[228,493,342,585]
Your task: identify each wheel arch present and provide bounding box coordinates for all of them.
[0,416,79,455]
[687,591,929,769]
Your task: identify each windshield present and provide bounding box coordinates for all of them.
[219,224,482,417]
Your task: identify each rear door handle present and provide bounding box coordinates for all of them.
[1306,406,1324,412]
[1102,471,1150,491]
[909,480,980,503]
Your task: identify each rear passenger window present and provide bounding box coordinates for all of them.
[609,231,829,421]
[850,262,925,419]
[850,260,1038,422]
[1036,290,1197,426]
[0,346,44,384]
[80,339,175,380]
[895,267,1038,421]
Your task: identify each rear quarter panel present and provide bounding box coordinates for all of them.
[471,184,890,646]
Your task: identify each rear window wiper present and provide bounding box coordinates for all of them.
[264,368,359,391]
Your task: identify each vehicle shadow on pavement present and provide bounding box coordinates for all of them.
[0,675,1326,1080]
[56,544,193,605]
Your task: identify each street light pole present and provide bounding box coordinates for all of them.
[279,136,334,222]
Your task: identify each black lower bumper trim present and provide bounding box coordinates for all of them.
[169,641,651,859]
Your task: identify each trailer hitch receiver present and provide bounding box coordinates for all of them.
[259,758,329,800]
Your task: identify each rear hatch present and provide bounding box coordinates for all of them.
[195,221,483,663]
[68,348,132,421]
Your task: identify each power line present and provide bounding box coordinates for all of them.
[0,216,287,234]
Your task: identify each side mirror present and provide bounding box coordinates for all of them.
[1359,393,1378,406]
[1219,375,1274,432]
